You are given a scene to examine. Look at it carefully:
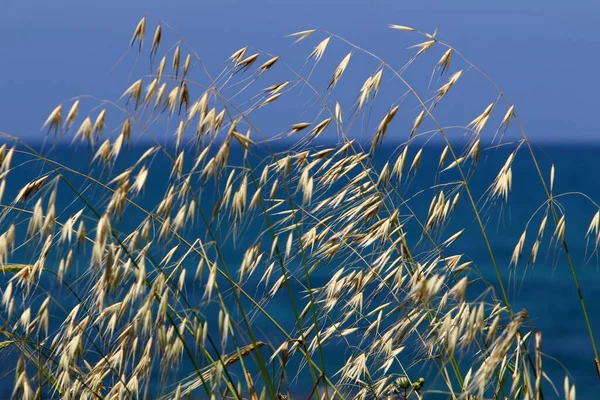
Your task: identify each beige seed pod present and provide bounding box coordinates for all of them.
[410,148,423,173]
[437,48,452,75]
[258,56,279,74]
[65,100,80,128]
[74,117,93,144]
[510,230,527,267]
[154,82,167,109]
[236,53,259,72]
[42,105,62,133]
[328,52,352,89]
[172,45,181,77]
[157,56,167,81]
[93,109,107,134]
[130,17,146,49]
[183,53,191,77]
[286,29,316,44]
[229,47,247,64]
[150,24,161,55]
[309,118,331,138]
[410,40,435,57]
[290,122,311,135]
[410,110,425,138]
[335,102,343,124]
[308,37,330,62]
[388,24,415,32]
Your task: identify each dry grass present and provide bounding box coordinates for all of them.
[0,17,594,400]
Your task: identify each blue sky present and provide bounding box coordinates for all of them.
[1,1,599,142]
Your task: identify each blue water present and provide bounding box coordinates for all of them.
[1,141,599,399]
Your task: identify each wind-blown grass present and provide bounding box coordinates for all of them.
[0,17,595,400]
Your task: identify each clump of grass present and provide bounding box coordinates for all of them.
[0,16,594,400]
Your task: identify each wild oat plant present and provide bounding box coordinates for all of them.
[0,18,594,400]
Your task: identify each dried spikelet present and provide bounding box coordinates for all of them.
[586,211,599,244]
[143,78,158,104]
[258,56,279,73]
[441,156,465,172]
[166,86,180,115]
[377,163,390,187]
[335,102,342,124]
[236,53,259,72]
[287,122,310,136]
[410,110,425,138]
[308,37,330,62]
[175,120,185,149]
[0,180,5,205]
[565,376,576,400]
[130,17,146,49]
[183,53,191,77]
[215,109,225,131]
[204,261,217,300]
[93,139,111,163]
[286,29,316,44]
[530,239,541,264]
[409,39,435,57]
[159,216,171,241]
[490,151,516,202]
[438,145,449,168]
[188,93,207,122]
[27,199,43,237]
[261,92,282,107]
[357,70,383,112]
[171,152,184,177]
[156,56,167,81]
[392,145,409,182]
[249,187,262,211]
[552,215,566,244]
[410,148,423,173]
[232,131,254,149]
[370,106,399,154]
[442,229,464,247]
[511,230,527,267]
[500,105,515,131]
[150,24,161,55]
[131,167,148,195]
[436,48,452,75]
[264,81,289,95]
[92,214,111,266]
[309,118,331,138]
[468,103,494,136]
[42,105,62,133]
[372,69,383,96]
[179,82,190,112]
[77,220,86,245]
[93,109,107,134]
[172,45,181,77]
[14,175,48,203]
[65,100,79,128]
[436,69,463,102]
[469,139,481,163]
[154,82,167,109]
[229,47,247,65]
[550,164,555,192]
[388,24,415,31]
[328,52,352,89]
[74,117,93,144]
[119,119,131,145]
[61,209,84,244]
[122,79,143,108]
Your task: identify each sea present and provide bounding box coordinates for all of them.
[0,141,599,399]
